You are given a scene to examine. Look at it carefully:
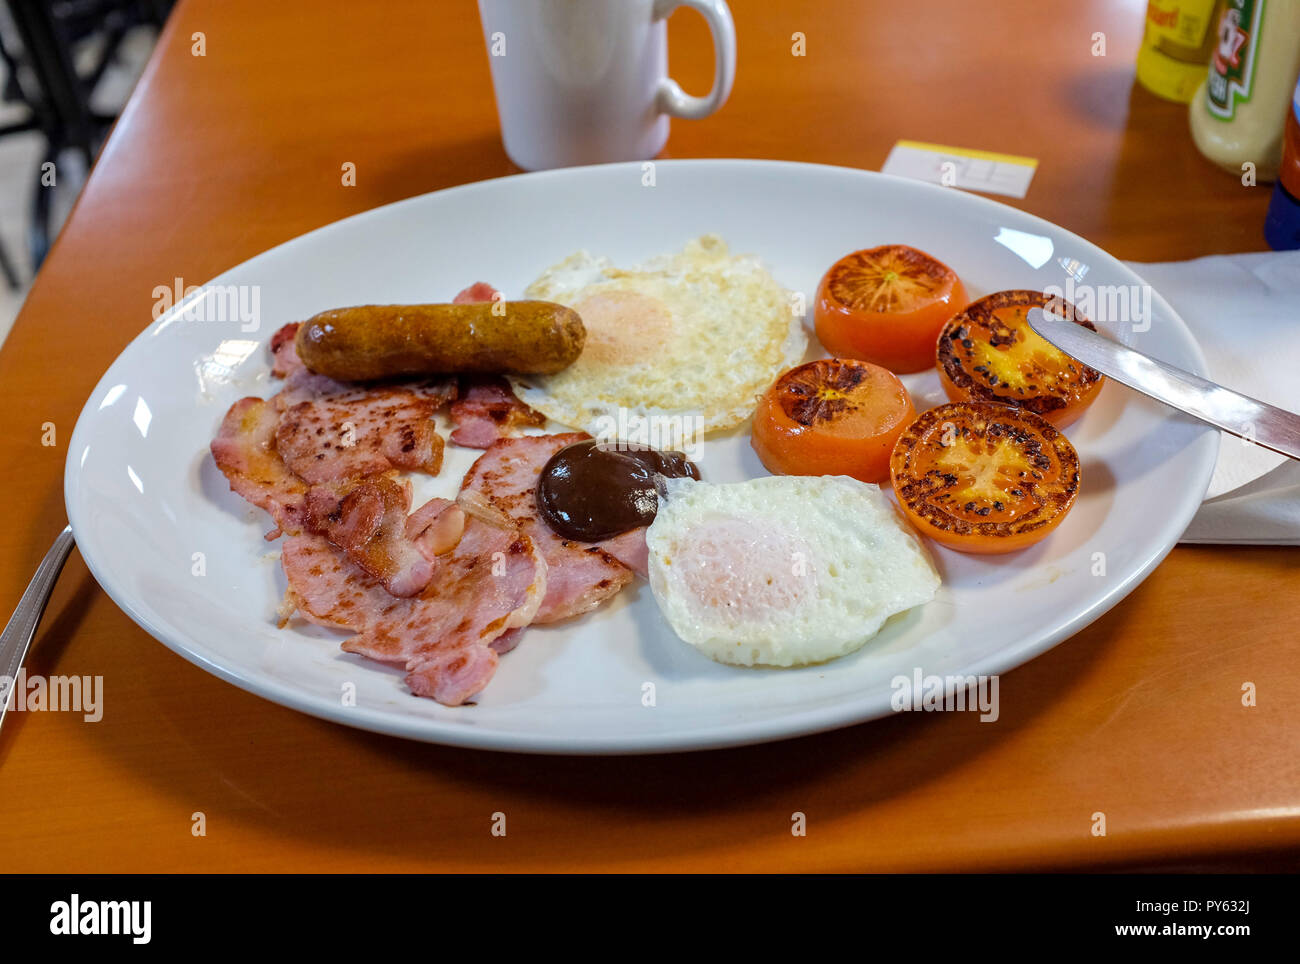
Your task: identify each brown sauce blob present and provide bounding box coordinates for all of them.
[537,438,700,542]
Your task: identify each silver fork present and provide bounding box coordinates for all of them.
[0,526,76,733]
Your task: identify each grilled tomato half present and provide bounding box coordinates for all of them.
[889,401,1080,554]
[936,289,1104,428]
[752,358,916,484]
[814,245,967,373]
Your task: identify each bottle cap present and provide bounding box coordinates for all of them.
[1264,182,1300,250]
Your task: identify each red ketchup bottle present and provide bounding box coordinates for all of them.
[1265,78,1300,249]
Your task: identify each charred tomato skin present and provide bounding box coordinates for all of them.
[814,245,967,374]
[936,289,1104,428]
[889,400,1080,554]
[751,358,916,484]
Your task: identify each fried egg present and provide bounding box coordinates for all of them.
[646,475,940,667]
[508,235,807,438]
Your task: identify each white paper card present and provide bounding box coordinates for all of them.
[882,140,1038,199]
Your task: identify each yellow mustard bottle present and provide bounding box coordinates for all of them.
[1189,0,1300,180]
[1137,0,1222,102]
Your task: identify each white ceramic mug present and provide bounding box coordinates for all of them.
[477,0,736,170]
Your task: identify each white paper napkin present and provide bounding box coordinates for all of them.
[1125,251,1300,545]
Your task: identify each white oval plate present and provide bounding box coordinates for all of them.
[65,160,1217,754]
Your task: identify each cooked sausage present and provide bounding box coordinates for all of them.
[294,301,585,380]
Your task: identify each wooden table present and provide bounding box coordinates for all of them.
[1,0,1295,873]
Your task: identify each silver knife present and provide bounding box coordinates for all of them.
[1026,307,1300,462]
[0,525,76,735]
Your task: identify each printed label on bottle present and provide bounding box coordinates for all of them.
[1147,0,1215,51]
[1206,0,1265,119]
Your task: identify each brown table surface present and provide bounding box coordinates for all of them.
[1,0,1297,873]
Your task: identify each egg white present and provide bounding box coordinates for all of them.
[646,475,940,667]
[509,235,807,437]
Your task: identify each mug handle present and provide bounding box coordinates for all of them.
[653,0,736,120]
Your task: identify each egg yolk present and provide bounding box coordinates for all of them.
[666,518,815,625]
[571,289,674,365]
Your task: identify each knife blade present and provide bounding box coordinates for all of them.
[0,525,75,736]
[1025,307,1300,462]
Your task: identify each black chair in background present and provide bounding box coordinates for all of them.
[0,0,173,287]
